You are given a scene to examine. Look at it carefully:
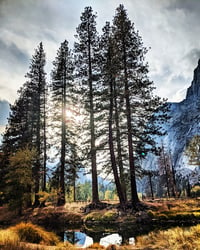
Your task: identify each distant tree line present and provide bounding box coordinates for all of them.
[140,138,200,200]
[0,5,168,213]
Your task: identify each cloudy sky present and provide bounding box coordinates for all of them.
[0,0,200,131]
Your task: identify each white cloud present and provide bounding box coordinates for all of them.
[0,0,200,104]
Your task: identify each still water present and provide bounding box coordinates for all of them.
[56,221,199,248]
[63,230,135,248]
[57,223,153,248]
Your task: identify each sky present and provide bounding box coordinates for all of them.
[1,0,200,132]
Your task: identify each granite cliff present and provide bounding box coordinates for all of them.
[143,60,200,184]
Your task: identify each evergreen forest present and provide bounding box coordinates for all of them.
[0,5,171,213]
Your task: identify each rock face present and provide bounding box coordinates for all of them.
[144,60,200,180]
[186,59,200,100]
[168,60,200,170]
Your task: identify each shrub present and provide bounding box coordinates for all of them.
[84,211,103,222]
[0,229,19,247]
[84,210,118,223]
[191,185,200,197]
[147,210,155,217]
[193,212,200,218]
[10,222,59,245]
[103,211,118,221]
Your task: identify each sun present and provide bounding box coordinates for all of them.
[65,109,73,119]
[65,108,84,124]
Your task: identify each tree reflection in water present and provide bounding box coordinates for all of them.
[64,231,93,248]
[64,230,135,248]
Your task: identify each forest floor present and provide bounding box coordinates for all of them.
[1,198,200,228]
[0,198,200,249]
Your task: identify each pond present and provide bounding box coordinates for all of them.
[56,222,159,247]
[56,221,200,248]
[63,230,135,248]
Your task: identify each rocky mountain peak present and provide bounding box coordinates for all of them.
[186,59,200,100]
[143,59,200,184]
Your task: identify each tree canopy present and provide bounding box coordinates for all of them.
[0,5,169,210]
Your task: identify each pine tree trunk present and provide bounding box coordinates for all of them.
[123,40,139,208]
[34,158,40,207]
[113,81,127,202]
[34,74,42,208]
[57,72,66,206]
[40,87,47,208]
[73,168,76,202]
[125,93,140,207]
[161,145,171,198]
[186,179,191,197]
[88,28,99,204]
[42,86,47,192]
[89,81,99,204]
[26,184,33,208]
[109,78,126,209]
[149,173,154,200]
[170,153,177,197]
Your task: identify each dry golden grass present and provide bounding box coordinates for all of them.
[105,244,119,250]
[87,242,105,249]
[64,201,90,213]
[135,224,200,250]
[9,222,59,245]
[145,198,200,222]
[0,229,20,246]
[1,199,200,249]
[1,223,200,250]
[0,228,50,249]
[0,223,80,250]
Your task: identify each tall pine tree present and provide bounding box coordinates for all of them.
[25,42,47,206]
[50,40,75,206]
[74,6,100,204]
[109,5,168,208]
[99,22,126,208]
[1,42,47,207]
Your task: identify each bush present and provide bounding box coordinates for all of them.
[103,211,118,221]
[191,185,200,197]
[0,229,19,247]
[10,222,59,245]
[84,211,103,222]
[84,210,118,223]
[147,210,155,218]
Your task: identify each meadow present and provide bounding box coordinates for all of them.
[0,199,200,249]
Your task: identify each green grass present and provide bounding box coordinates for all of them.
[84,210,118,223]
